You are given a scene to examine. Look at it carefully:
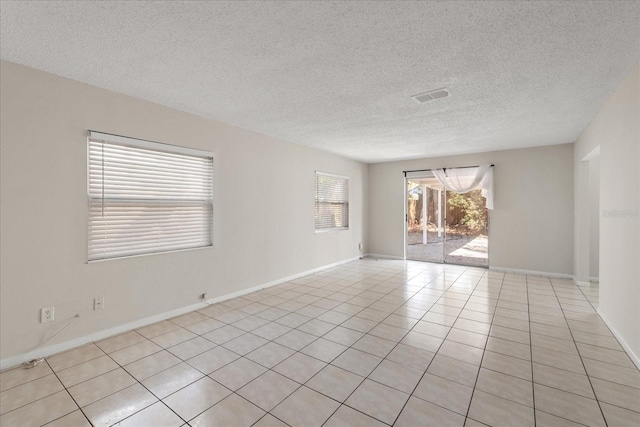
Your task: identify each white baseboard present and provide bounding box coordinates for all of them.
[365,253,405,260]
[0,256,361,371]
[589,276,600,283]
[597,308,640,371]
[489,266,573,279]
[572,276,591,287]
[0,302,207,371]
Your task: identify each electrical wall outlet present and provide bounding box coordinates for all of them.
[40,307,55,323]
[94,297,104,310]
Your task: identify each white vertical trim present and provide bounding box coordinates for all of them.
[422,184,427,245]
[404,177,408,260]
[437,189,442,237]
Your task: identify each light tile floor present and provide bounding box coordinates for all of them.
[1,259,638,426]
[407,235,489,267]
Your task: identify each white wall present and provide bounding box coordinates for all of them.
[0,61,367,362]
[574,62,639,362]
[368,144,574,275]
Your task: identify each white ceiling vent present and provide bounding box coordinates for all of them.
[412,88,449,103]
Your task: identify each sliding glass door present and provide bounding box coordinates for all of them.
[406,173,489,267]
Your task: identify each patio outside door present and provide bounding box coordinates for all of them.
[443,188,489,267]
[406,173,489,267]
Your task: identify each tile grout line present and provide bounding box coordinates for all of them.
[545,277,609,427]
[94,339,189,426]
[3,262,407,426]
[51,314,248,425]
[462,268,506,425]
[385,265,484,425]
[261,265,403,426]
[331,264,468,426]
[41,359,92,426]
[310,263,474,425]
[170,264,418,424]
[526,274,536,427]
[0,372,69,417]
[19,260,630,426]
[51,265,448,424]
[220,261,432,426]
[314,262,446,426]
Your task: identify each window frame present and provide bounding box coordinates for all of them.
[314,170,350,233]
[86,130,214,262]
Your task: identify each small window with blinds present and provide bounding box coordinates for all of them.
[87,131,213,261]
[315,171,349,232]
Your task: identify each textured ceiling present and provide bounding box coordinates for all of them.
[1,1,639,163]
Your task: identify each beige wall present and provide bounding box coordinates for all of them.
[2,56,637,366]
[574,63,639,361]
[367,144,575,275]
[0,61,368,362]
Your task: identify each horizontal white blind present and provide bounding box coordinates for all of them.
[88,133,213,261]
[315,171,349,231]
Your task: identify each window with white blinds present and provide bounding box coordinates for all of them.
[315,171,349,231]
[87,131,213,261]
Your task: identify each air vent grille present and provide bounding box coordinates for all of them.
[411,88,449,103]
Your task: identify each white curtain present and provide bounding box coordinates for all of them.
[433,165,494,209]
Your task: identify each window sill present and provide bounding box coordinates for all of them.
[315,228,349,234]
[87,244,213,263]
